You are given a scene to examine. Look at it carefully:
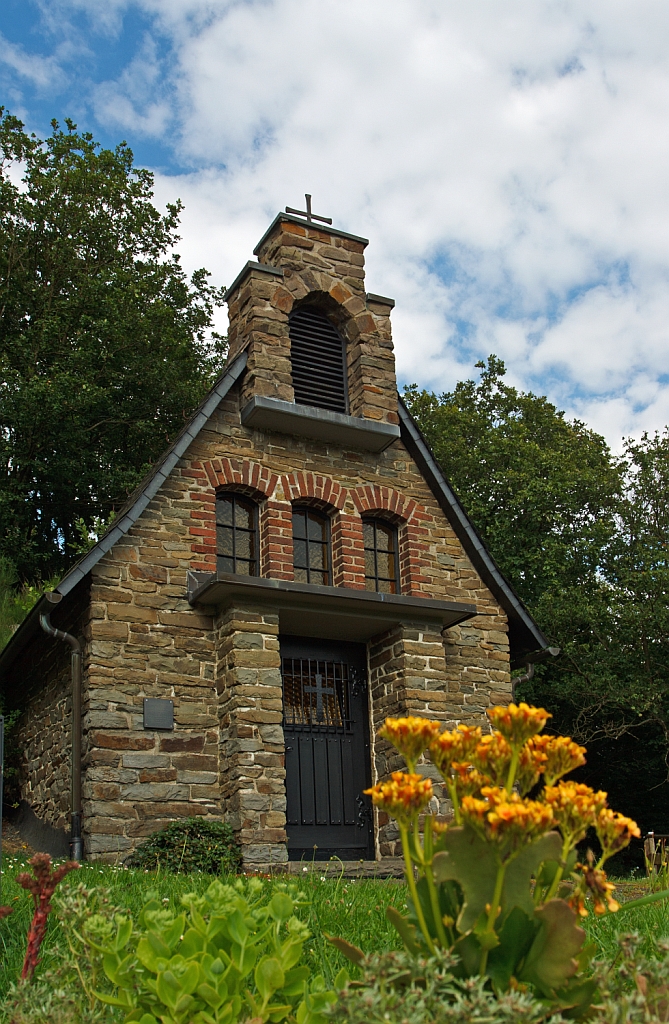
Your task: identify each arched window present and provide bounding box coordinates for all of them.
[363,518,399,593]
[292,507,331,586]
[289,307,347,413]
[216,492,258,576]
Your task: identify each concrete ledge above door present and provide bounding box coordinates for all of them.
[240,396,401,451]
[188,571,476,643]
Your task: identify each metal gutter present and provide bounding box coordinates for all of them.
[397,396,550,659]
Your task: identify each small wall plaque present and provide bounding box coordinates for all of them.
[143,698,174,730]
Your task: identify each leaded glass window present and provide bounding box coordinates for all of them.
[363,518,399,593]
[216,493,258,576]
[292,508,330,586]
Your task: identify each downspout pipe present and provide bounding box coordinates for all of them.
[511,646,561,701]
[39,592,83,862]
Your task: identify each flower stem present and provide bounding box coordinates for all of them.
[479,861,506,976]
[505,749,520,793]
[545,835,572,902]
[446,779,461,825]
[400,824,436,954]
[423,817,449,949]
[413,816,424,870]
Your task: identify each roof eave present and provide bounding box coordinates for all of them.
[0,350,249,679]
[397,396,550,660]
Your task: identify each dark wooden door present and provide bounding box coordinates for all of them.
[281,636,374,861]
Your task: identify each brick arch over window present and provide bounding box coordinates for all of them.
[281,472,365,589]
[350,485,431,595]
[203,458,278,499]
[350,485,416,523]
[271,271,389,422]
[188,458,279,572]
[281,472,347,511]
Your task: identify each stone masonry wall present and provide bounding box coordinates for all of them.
[368,616,510,856]
[8,584,89,839]
[215,606,287,866]
[84,500,221,860]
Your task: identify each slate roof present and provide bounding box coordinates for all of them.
[0,350,549,677]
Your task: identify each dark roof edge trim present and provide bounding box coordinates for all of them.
[397,397,550,656]
[0,351,248,675]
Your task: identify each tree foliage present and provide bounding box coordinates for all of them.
[404,359,669,842]
[0,111,226,583]
[403,355,621,609]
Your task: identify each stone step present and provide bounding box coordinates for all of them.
[246,858,406,879]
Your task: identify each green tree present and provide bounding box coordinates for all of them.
[403,356,621,609]
[0,557,44,650]
[405,361,669,846]
[528,432,669,732]
[0,111,226,583]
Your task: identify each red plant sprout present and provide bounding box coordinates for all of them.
[17,852,79,981]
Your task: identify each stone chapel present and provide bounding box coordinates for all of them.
[0,206,552,867]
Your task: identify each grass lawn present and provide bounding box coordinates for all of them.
[584,876,669,962]
[0,854,407,998]
[2,855,669,999]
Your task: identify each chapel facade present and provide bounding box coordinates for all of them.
[0,208,550,866]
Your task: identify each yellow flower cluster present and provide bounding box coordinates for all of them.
[379,717,442,770]
[428,724,482,777]
[487,702,551,747]
[371,708,639,873]
[543,782,607,845]
[530,735,587,787]
[364,771,433,825]
[451,762,491,798]
[596,808,641,858]
[571,859,620,916]
[462,786,554,851]
[472,732,512,787]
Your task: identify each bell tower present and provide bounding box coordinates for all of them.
[224,198,400,451]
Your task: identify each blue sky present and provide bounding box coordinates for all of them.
[3,0,669,446]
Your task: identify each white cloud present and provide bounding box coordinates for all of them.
[92,34,171,136]
[23,0,669,445]
[0,32,66,91]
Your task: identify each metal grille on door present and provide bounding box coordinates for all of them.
[282,643,373,861]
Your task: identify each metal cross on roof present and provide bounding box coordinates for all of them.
[285,194,333,225]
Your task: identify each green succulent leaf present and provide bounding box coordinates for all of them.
[386,906,421,955]
[432,825,500,933]
[255,956,285,1001]
[433,825,563,934]
[325,935,365,965]
[486,907,538,990]
[519,899,585,995]
[269,893,294,923]
[504,832,563,916]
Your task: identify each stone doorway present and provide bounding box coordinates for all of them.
[280,636,374,861]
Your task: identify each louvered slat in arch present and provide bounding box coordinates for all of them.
[289,307,347,413]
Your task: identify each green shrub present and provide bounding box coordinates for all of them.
[329,949,558,1024]
[92,878,339,1024]
[593,931,669,1022]
[126,818,242,875]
